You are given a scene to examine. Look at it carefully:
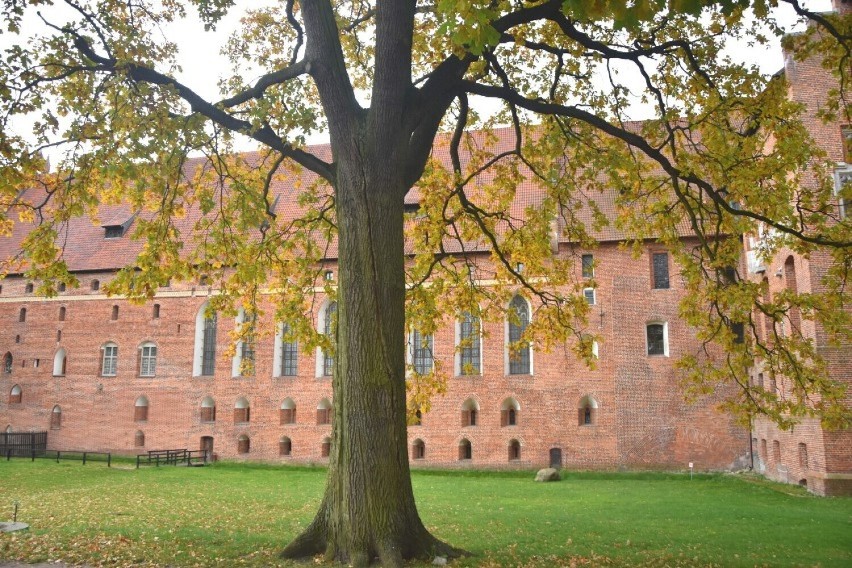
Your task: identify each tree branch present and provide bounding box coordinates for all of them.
[69,34,334,182]
[460,80,852,249]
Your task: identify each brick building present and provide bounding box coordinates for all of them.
[746,0,852,496]
[0,228,751,470]
[1,3,848,486]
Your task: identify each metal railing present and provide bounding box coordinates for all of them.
[136,449,208,468]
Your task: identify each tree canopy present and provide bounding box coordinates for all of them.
[0,0,850,563]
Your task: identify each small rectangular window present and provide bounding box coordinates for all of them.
[152,304,160,319]
[652,252,670,289]
[646,323,667,356]
[104,226,123,238]
[583,288,596,305]
[581,254,594,278]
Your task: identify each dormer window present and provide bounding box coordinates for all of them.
[101,210,136,239]
[104,225,124,239]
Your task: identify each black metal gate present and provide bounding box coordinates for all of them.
[0,431,48,457]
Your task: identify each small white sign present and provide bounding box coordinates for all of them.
[688,462,694,468]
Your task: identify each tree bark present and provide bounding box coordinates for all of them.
[280,135,461,566]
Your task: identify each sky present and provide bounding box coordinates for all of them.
[7,0,838,154]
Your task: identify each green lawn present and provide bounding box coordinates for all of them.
[0,461,849,567]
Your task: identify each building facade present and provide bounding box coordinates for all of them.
[746,0,852,496]
[0,237,751,471]
[2,3,850,487]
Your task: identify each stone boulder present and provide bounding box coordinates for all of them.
[535,468,560,482]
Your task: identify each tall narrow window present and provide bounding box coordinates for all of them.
[412,439,425,460]
[280,324,299,376]
[233,310,256,377]
[578,395,598,425]
[321,437,331,457]
[458,439,472,460]
[111,305,119,320]
[91,279,100,291]
[50,405,62,429]
[237,434,250,454]
[458,311,481,375]
[508,439,521,461]
[53,348,67,376]
[135,430,145,447]
[581,254,594,278]
[508,296,531,375]
[411,329,434,375]
[280,436,292,456]
[152,304,160,319]
[18,308,26,322]
[646,323,668,356]
[139,343,157,377]
[58,306,66,321]
[9,385,22,404]
[25,283,33,293]
[3,352,11,374]
[202,312,217,376]
[835,166,851,219]
[798,443,809,470]
[102,343,118,376]
[784,256,801,333]
[652,252,670,289]
[322,302,337,377]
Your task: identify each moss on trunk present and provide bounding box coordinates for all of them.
[281,151,463,566]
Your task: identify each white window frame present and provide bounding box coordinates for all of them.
[646,321,669,357]
[139,342,157,377]
[583,287,596,305]
[101,343,118,377]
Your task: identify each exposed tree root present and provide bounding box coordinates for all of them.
[280,518,327,560]
[281,518,469,566]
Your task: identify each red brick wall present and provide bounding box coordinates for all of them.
[0,241,749,470]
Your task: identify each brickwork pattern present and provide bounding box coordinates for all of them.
[0,242,749,470]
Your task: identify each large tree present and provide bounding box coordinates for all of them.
[1,0,850,564]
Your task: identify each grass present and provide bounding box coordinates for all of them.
[0,461,848,567]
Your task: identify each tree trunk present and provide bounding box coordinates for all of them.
[280,140,460,567]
